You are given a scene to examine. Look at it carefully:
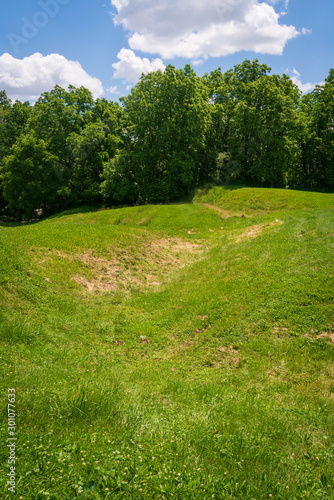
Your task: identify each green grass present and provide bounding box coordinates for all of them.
[194,186,334,212]
[1,186,334,499]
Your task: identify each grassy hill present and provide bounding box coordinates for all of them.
[1,187,334,499]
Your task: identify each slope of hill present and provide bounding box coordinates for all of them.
[1,187,334,499]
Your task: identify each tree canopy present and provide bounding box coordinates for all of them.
[0,59,333,218]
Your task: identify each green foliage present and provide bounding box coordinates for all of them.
[204,60,302,188]
[111,64,211,203]
[0,94,31,214]
[0,86,126,215]
[101,151,140,205]
[1,133,63,218]
[32,85,93,159]
[292,69,334,190]
[0,96,31,158]
[66,121,122,204]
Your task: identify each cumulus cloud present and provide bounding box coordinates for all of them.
[0,53,104,101]
[290,68,322,94]
[112,48,166,82]
[110,0,302,60]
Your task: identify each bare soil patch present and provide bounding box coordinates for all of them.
[316,332,334,343]
[234,219,283,243]
[34,237,204,294]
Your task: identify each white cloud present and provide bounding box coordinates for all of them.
[106,85,120,94]
[301,27,312,36]
[192,59,205,66]
[110,0,302,60]
[112,48,166,82]
[0,53,104,101]
[290,68,322,94]
[267,0,289,5]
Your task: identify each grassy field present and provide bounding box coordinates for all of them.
[0,186,334,499]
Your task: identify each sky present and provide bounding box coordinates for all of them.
[0,0,333,102]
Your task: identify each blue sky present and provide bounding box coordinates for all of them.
[0,0,333,102]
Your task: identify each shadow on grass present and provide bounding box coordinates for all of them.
[0,186,248,226]
[221,184,246,191]
[0,205,101,226]
[191,184,246,200]
[43,205,101,221]
[0,217,41,228]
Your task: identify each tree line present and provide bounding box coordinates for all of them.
[0,59,333,218]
